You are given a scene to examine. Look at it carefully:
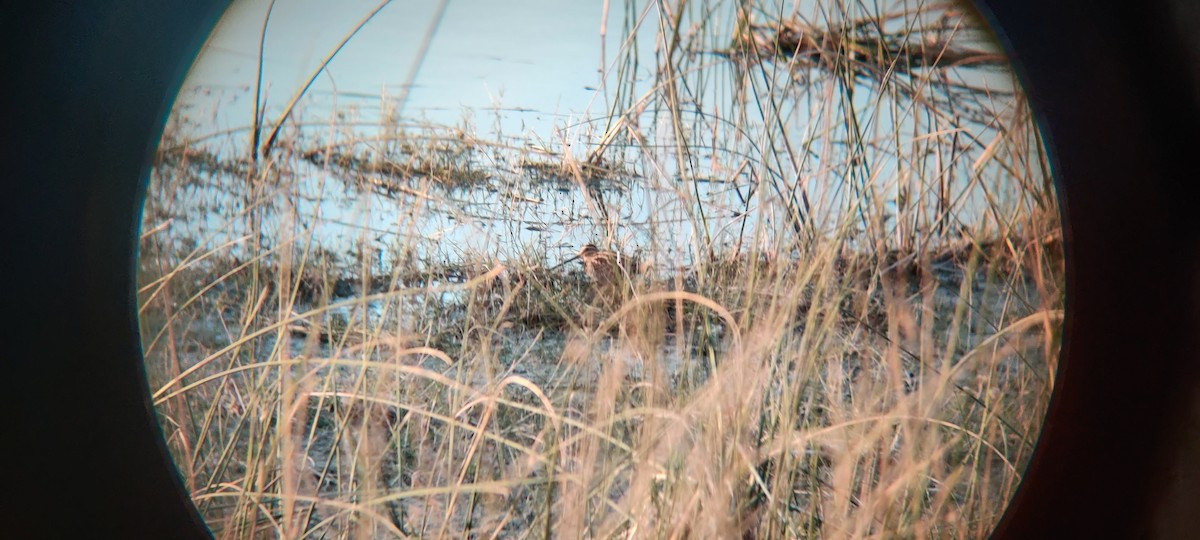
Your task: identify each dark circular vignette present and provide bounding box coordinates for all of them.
[5,2,229,538]
[4,1,1200,538]
[975,0,1200,537]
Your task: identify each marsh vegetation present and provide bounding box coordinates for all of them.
[141,1,1063,538]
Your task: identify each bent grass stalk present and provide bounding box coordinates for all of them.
[142,1,1061,538]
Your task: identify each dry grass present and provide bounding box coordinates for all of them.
[140,1,1062,538]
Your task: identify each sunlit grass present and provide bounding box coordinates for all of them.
[140,1,1062,538]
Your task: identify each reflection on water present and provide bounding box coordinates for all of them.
[143,2,1062,537]
[164,0,1021,274]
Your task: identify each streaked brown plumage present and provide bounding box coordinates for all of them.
[576,244,639,290]
[576,244,660,347]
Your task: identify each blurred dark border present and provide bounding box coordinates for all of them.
[4,1,1199,537]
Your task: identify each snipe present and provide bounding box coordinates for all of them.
[576,243,639,293]
[574,244,660,349]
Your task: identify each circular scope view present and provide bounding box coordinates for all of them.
[140,1,1064,537]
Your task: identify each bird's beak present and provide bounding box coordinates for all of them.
[549,253,581,272]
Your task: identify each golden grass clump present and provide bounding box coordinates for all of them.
[140,1,1061,538]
